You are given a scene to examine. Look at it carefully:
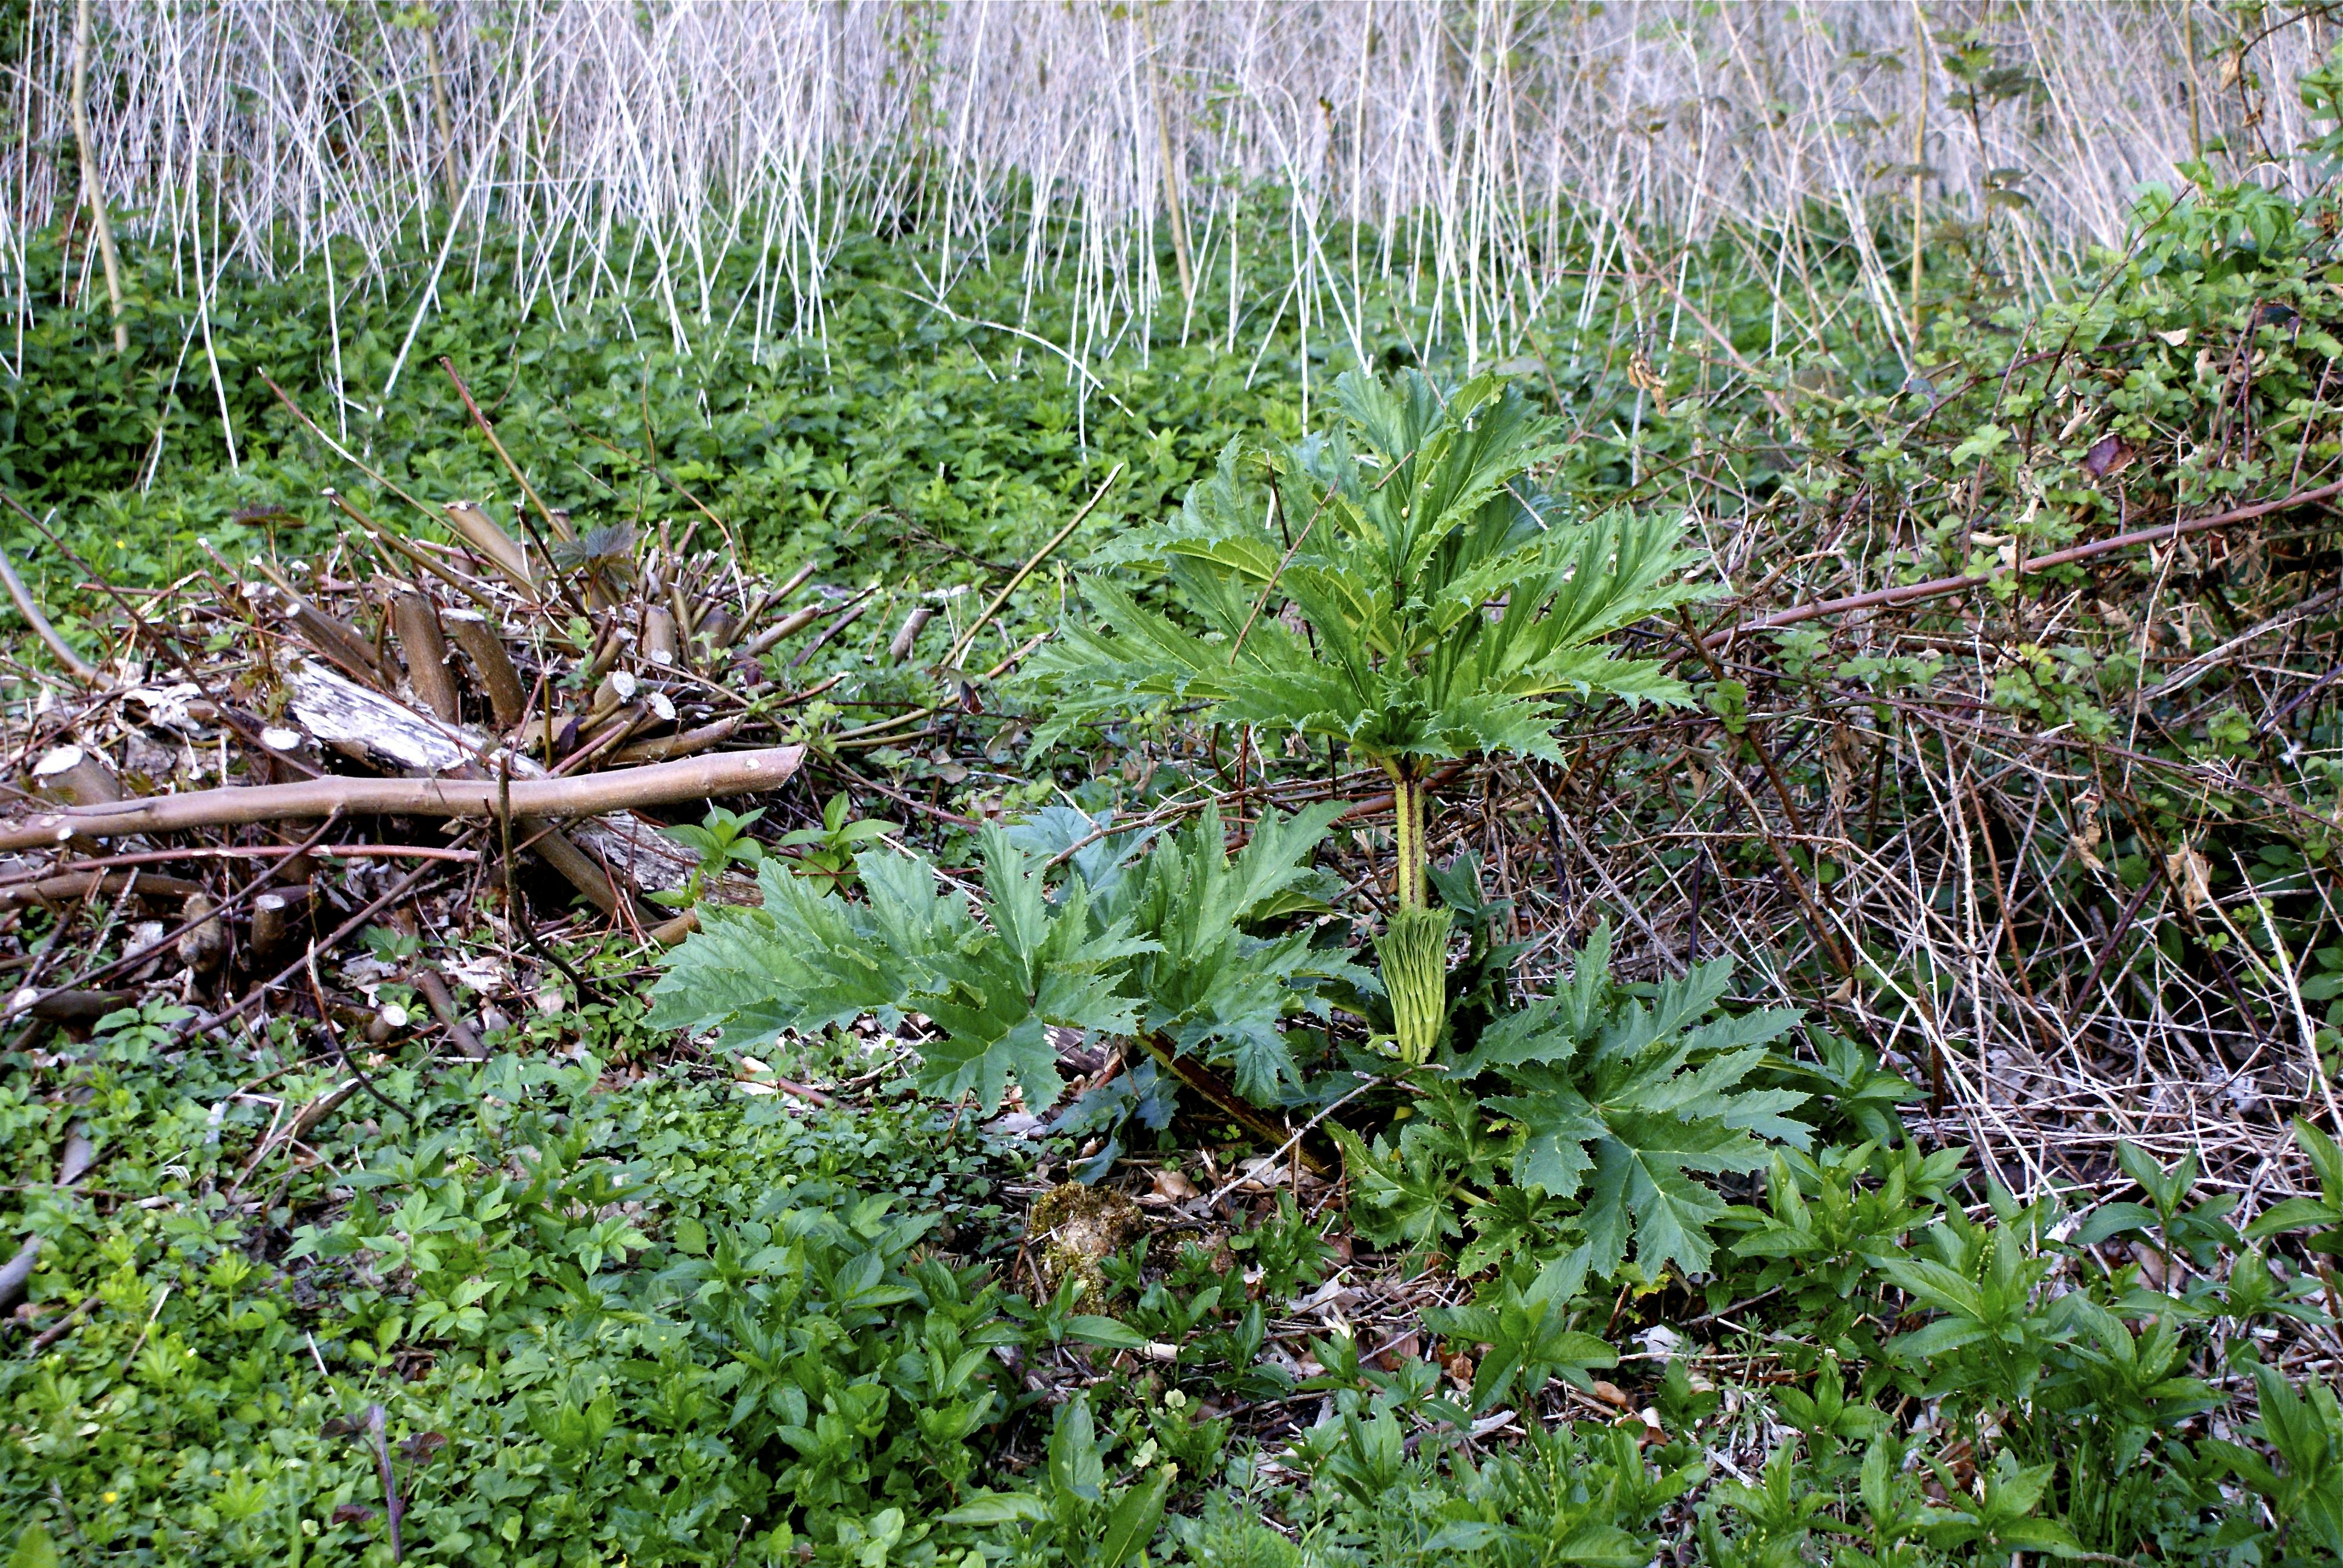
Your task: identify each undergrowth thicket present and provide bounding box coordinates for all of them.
[15,51,2343,1568]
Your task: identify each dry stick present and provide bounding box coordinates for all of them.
[0,746,808,853]
[0,541,102,687]
[1963,775,2062,1056]
[500,759,596,1004]
[68,0,126,354]
[1713,477,2343,648]
[1196,1075,1383,1212]
[1715,763,1855,979]
[390,592,460,721]
[323,491,500,614]
[1613,224,1796,422]
[2,492,206,673]
[307,941,404,1121]
[827,635,1046,752]
[229,547,383,681]
[1137,1031,1333,1175]
[26,1292,100,1353]
[942,462,1126,671]
[787,589,877,668]
[833,470,1125,748]
[0,847,476,889]
[1230,481,1337,663]
[51,811,346,995]
[0,869,204,906]
[1677,606,1814,842]
[441,359,568,563]
[257,374,443,527]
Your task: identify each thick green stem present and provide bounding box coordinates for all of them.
[1388,766,1426,909]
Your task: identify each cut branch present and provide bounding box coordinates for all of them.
[0,746,807,852]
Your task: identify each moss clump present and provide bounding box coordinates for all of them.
[1027,1181,1142,1304]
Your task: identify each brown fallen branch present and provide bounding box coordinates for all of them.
[0,540,103,688]
[412,969,485,1059]
[0,846,479,886]
[611,715,742,766]
[0,871,206,910]
[1138,1033,1333,1177]
[1709,477,2343,649]
[18,989,134,1023]
[0,746,807,852]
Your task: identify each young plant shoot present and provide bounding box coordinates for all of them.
[1029,369,1709,1061]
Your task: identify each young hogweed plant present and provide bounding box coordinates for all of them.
[1028,368,1708,1062]
[650,803,1355,1116]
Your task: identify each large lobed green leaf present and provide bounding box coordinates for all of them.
[1027,369,1712,771]
[655,806,1352,1114]
[1406,924,1813,1281]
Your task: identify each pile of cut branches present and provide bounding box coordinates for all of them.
[0,404,879,1085]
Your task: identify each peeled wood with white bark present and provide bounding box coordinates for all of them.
[32,744,123,806]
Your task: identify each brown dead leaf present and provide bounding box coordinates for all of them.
[1590,1379,1632,1409]
[2073,790,2106,872]
[2083,434,2133,479]
[1627,351,1672,417]
[1443,1350,1475,1392]
[1150,1167,1199,1202]
[2166,844,2213,915]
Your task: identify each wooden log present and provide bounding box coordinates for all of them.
[888,606,934,664]
[175,890,228,974]
[609,715,742,766]
[32,744,123,806]
[248,570,382,681]
[742,603,821,659]
[0,746,805,851]
[413,969,485,1059]
[20,989,134,1023]
[522,822,635,920]
[247,883,310,969]
[444,610,527,730]
[390,592,460,722]
[644,605,680,667]
[695,606,739,656]
[442,500,536,590]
